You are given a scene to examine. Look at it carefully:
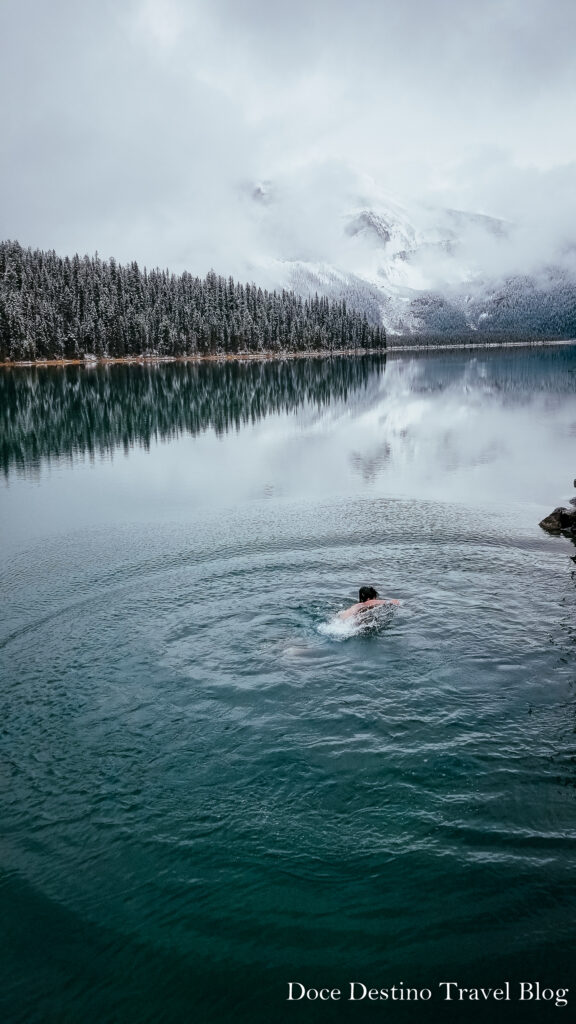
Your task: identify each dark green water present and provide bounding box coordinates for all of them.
[2,350,576,1024]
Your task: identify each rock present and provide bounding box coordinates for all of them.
[539,507,576,534]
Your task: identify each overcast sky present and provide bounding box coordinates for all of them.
[1,0,575,277]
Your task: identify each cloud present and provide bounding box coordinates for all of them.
[0,0,575,281]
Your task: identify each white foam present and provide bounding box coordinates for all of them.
[318,604,399,640]
[317,616,358,640]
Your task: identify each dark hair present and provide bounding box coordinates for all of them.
[359,586,378,602]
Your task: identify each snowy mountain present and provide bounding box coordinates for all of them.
[242,170,576,340]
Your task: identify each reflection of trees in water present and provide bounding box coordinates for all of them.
[349,442,392,482]
[348,347,576,484]
[387,346,576,396]
[1,356,386,477]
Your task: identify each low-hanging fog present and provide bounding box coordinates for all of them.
[1,0,575,287]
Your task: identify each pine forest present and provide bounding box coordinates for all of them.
[0,241,386,362]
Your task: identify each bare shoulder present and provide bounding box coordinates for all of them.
[366,598,400,608]
[338,597,400,619]
[337,602,363,620]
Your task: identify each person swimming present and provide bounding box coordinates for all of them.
[337,586,400,620]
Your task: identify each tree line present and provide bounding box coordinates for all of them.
[0,241,386,362]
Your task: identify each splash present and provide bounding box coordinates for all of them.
[318,605,396,640]
[317,616,358,640]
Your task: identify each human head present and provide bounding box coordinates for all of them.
[359,586,378,602]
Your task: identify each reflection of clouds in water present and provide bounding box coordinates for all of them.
[350,441,392,482]
[345,355,575,494]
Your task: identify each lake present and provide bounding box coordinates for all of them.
[1,348,576,1023]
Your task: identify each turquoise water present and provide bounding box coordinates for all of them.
[1,350,576,1023]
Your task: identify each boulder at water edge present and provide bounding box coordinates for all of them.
[539,507,576,534]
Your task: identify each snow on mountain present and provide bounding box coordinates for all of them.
[242,169,576,339]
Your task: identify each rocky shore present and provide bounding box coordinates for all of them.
[539,492,576,560]
[539,501,576,537]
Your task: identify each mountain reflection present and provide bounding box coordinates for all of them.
[345,346,576,495]
[1,356,386,477]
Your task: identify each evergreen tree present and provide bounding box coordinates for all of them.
[0,241,387,361]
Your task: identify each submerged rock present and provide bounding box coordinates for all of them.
[539,506,576,534]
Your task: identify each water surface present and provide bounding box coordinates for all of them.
[2,349,576,1023]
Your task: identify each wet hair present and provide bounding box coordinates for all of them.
[359,586,378,602]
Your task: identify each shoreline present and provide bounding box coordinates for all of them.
[1,348,384,368]
[387,338,575,353]
[0,338,574,369]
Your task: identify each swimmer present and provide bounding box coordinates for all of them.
[338,586,400,620]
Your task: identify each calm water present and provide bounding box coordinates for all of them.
[2,350,576,1024]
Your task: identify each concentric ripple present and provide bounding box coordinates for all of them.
[2,350,576,1023]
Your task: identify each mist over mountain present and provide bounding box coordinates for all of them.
[1,1,575,342]
[237,165,576,339]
